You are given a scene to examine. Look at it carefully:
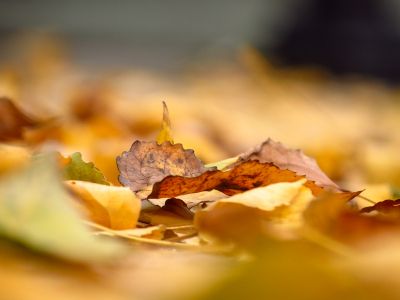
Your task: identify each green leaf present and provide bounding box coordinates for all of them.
[63,152,109,185]
[0,155,125,263]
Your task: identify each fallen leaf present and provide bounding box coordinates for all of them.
[303,191,363,233]
[360,199,400,219]
[140,198,195,227]
[0,97,40,141]
[63,152,109,185]
[194,180,314,245]
[93,224,166,240]
[0,155,124,262]
[156,101,174,144]
[150,160,324,199]
[65,180,141,230]
[148,190,228,210]
[117,141,210,192]
[301,191,399,247]
[234,138,339,189]
[205,156,239,171]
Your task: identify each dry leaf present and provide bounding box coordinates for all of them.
[150,160,324,199]
[140,199,194,227]
[156,101,174,144]
[303,191,363,233]
[234,138,339,189]
[117,141,210,192]
[301,191,400,247]
[194,180,314,245]
[148,189,228,209]
[0,97,41,140]
[94,224,166,240]
[360,199,400,220]
[65,180,140,230]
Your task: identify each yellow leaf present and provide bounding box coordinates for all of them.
[66,180,140,230]
[195,179,315,245]
[156,101,174,144]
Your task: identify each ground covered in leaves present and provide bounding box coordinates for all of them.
[1,35,400,300]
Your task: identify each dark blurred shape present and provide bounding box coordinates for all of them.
[265,0,400,83]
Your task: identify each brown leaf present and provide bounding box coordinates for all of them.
[0,97,40,141]
[302,191,400,247]
[303,191,361,232]
[117,141,210,192]
[148,190,228,210]
[234,138,339,189]
[360,199,400,215]
[150,160,324,199]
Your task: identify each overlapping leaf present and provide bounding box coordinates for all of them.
[150,160,324,199]
[66,180,141,229]
[117,141,211,192]
[194,180,314,245]
[233,138,339,189]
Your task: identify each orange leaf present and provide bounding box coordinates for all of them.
[234,138,339,189]
[150,160,324,199]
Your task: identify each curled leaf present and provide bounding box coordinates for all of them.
[117,141,210,192]
[361,199,400,214]
[234,138,339,189]
[301,191,398,247]
[66,180,141,230]
[148,190,228,209]
[194,180,314,245]
[156,101,174,144]
[150,160,324,199]
[63,152,109,185]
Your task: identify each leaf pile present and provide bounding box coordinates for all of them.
[1,100,400,300]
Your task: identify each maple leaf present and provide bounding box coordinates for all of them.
[63,152,109,185]
[117,141,210,192]
[65,180,141,230]
[233,138,339,189]
[0,97,40,141]
[149,160,324,199]
[0,155,124,262]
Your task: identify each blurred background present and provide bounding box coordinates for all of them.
[0,0,400,192]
